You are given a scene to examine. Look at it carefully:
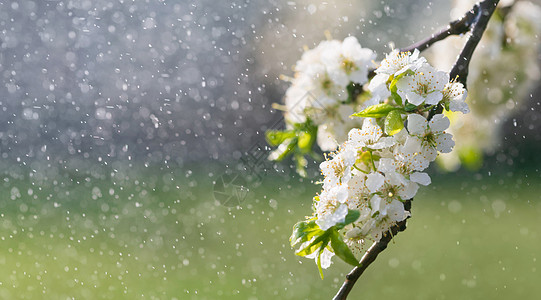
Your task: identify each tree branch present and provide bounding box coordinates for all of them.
[400,5,480,53]
[450,0,500,86]
[334,1,500,299]
[429,0,500,119]
[332,200,411,300]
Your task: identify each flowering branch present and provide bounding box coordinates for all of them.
[332,1,500,299]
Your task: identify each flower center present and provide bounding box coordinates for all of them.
[342,59,357,74]
[422,131,437,148]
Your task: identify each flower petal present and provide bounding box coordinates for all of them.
[410,172,431,186]
[366,172,385,193]
[407,114,427,135]
[429,114,450,132]
[435,133,455,153]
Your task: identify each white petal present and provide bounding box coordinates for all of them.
[410,172,431,186]
[436,133,454,153]
[402,136,422,153]
[320,248,335,269]
[370,195,383,213]
[378,158,396,173]
[398,180,418,199]
[347,128,364,148]
[362,118,383,143]
[386,200,406,222]
[424,91,443,105]
[345,227,363,239]
[370,136,396,149]
[316,203,349,231]
[407,114,427,135]
[429,114,450,132]
[317,125,339,152]
[333,185,349,203]
[406,92,425,106]
[366,172,385,193]
[449,100,470,114]
[386,171,407,186]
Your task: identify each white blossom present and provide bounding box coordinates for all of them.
[316,202,349,231]
[347,118,395,150]
[405,114,455,161]
[322,36,376,86]
[376,49,427,77]
[442,81,469,113]
[320,146,356,188]
[396,64,449,106]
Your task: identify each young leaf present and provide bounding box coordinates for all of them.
[297,131,314,153]
[330,230,360,267]
[295,230,331,257]
[316,244,325,279]
[384,110,404,136]
[351,103,396,118]
[265,130,296,146]
[343,209,361,226]
[290,219,323,248]
[404,103,418,112]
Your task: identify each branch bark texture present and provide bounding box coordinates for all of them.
[333,1,500,299]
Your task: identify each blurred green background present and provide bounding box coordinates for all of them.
[1,164,540,299]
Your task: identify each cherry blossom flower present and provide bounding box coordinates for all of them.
[347,118,395,150]
[442,81,469,113]
[396,65,449,106]
[405,114,455,161]
[322,36,376,86]
[376,49,427,77]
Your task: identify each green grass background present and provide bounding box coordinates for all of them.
[0,165,539,299]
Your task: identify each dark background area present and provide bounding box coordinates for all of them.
[0,0,539,172]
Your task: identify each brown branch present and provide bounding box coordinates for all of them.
[429,0,500,120]
[449,0,500,87]
[332,200,411,300]
[334,1,501,299]
[400,5,480,53]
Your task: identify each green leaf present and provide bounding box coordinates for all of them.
[330,230,360,267]
[343,209,361,226]
[384,110,404,136]
[316,243,326,279]
[265,130,296,146]
[290,219,323,248]
[351,103,397,118]
[404,103,418,112]
[297,131,314,153]
[389,79,402,106]
[296,231,331,257]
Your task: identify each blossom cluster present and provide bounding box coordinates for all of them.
[290,48,468,274]
[427,0,541,170]
[279,36,376,152]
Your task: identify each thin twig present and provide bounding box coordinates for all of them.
[449,0,501,86]
[429,0,500,119]
[333,1,500,299]
[400,5,480,53]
